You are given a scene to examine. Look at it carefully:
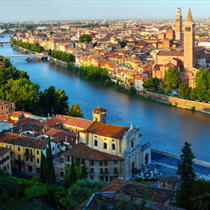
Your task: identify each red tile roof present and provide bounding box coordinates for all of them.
[0,147,11,157]
[62,143,124,161]
[158,51,184,57]
[86,121,129,138]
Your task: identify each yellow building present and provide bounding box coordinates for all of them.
[0,133,47,173]
[125,58,142,71]
[0,100,16,116]
[0,147,11,172]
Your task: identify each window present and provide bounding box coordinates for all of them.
[95,136,97,138]
[9,145,11,149]
[114,160,117,164]
[82,159,85,164]
[5,145,8,148]
[6,105,8,109]
[18,147,20,152]
[131,141,134,148]
[67,156,70,162]
[26,157,29,161]
[99,161,103,166]
[114,168,118,174]
[7,155,9,160]
[30,149,32,155]
[112,144,115,151]
[105,168,108,174]
[18,155,21,161]
[90,168,94,175]
[31,158,33,162]
[72,130,74,133]
[37,150,39,155]
[37,158,39,164]
[104,143,107,150]
[105,176,109,182]
[94,140,97,147]
[1,106,3,110]
[57,144,59,149]
[53,147,54,151]
[7,163,9,170]
[100,168,103,174]
[91,160,94,166]
[104,160,108,166]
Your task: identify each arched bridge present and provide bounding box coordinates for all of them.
[5,54,48,59]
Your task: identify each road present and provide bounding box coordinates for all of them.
[152,151,210,177]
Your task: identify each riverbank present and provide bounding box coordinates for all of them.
[11,44,210,115]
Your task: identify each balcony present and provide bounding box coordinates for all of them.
[24,153,34,158]
[14,159,24,164]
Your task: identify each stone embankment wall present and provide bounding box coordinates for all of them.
[137,90,210,114]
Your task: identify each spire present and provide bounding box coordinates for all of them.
[186,6,193,22]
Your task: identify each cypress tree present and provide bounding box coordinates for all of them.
[39,152,46,183]
[81,164,88,180]
[69,156,77,186]
[176,141,196,209]
[50,165,56,185]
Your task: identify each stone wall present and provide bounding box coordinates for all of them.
[137,90,210,114]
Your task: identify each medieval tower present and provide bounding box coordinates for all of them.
[184,6,196,69]
[175,7,182,40]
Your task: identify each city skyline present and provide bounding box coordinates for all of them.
[1,1,210,22]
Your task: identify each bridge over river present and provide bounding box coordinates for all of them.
[5,54,47,59]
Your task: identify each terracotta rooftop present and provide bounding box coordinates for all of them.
[0,147,11,157]
[0,132,48,150]
[62,143,124,161]
[86,121,129,138]
[0,100,13,105]
[158,51,184,57]
[186,6,193,23]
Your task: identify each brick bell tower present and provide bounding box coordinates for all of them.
[175,7,182,40]
[184,6,196,69]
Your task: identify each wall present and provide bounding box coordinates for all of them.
[137,90,210,114]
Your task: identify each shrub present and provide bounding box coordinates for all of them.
[191,106,195,110]
[30,176,39,182]
[128,86,136,96]
[25,185,47,199]
[104,79,110,87]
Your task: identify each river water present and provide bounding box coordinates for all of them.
[1,36,210,161]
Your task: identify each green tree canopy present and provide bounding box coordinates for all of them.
[176,142,196,209]
[128,86,136,95]
[65,103,84,118]
[178,83,192,98]
[143,77,159,90]
[163,66,180,89]
[118,41,127,48]
[79,34,92,42]
[39,86,69,116]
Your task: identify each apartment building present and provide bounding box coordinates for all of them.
[0,147,11,172]
[0,100,16,116]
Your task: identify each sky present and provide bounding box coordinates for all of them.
[1,1,210,22]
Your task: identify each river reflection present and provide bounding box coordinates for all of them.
[1,36,210,161]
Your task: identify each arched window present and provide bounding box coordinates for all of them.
[112,144,115,151]
[104,143,107,150]
[94,140,97,147]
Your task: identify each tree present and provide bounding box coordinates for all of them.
[79,34,92,42]
[81,164,88,180]
[65,103,84,118]
[176,142,196,209]
[143,78,159,90]
[163,66,180,89]
[39,86,69,116]
[104,79,110,87]
[195,67,210,89]
[45,135,55,185]
[178,83,191,98]
[118,41,127,48]
[39,152,46,183]
[158,82,164,93]
[1,78,40,114]
[128,86,136,95]
[69,156,77,186]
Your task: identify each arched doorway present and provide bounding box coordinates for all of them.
[145,153,149,165]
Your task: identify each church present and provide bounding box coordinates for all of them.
[152,6,207,88]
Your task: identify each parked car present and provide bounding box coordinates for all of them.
[12,168,20,173]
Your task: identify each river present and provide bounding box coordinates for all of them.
[1,36,210,162]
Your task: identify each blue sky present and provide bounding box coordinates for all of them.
[1,1,210,22]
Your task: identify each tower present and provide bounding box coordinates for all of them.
[184,6,196,69]
[92,106,107,123]
[175,7,182,40]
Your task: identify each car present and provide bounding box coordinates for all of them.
[12,168,20,173]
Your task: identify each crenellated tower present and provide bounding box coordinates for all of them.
[175,7,182,40]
